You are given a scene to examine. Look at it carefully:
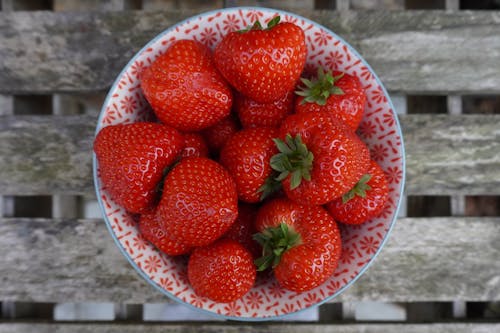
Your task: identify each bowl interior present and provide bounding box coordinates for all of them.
[94,7,405,320]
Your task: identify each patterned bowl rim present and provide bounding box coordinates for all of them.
[93,6,406,321]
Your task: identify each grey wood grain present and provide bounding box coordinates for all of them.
[1,10,500,94]
[0,115,95,196]
[0,323,498,333]
[403,114,500,195]
[1,114,499,196]
[1,216,499,303]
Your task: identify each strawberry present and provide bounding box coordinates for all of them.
[188,239,256,303]
[202,114,240,154]
[93,122,183,214]
[214,16,307,103]
[235,91,294,128]
[223,203,260,258]
[181,133,209,158]
[139,209,190,256]
[254,197,342,292]
[141,39,233,131]
[271,112,370,205]
[326,160,389,225]
[158,157,238,247]
[220,127,279,202]
[295,68,366,130]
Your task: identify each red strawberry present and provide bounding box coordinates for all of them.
[141,39,233,131]
[139,209,190,256]
[158,157,238,247]
[188,239,256,303]
[271,112,370,205]
[220,127,279,202]
[295,68,366,130]
[202,114,240,154]
[223,203,260,258]
[254,197,342,292]
[235,91,294,128]
[214,16,307,103]
[326,160,389,225]
[93,122,183,213]
[181,133,209,158]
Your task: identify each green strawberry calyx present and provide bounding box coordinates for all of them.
[257,172,282,201]
[238,16,280,33]
[296,67,345,106]
[253,222,301,271]
[270,134,314,190]
[342,173,372,204]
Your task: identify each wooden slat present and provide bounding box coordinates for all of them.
[1,10,500,94]
[1,216,499,303]
[0,323,499,333]
[403,114,500,195]
[0,115,95,196]
[1,114,499,196]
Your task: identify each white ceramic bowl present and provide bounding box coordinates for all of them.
[94,7,405,320]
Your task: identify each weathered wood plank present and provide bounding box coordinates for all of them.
[1,10,499,94]
[0,115,95,196]
[1,217,499,303]
[403,114,500,195]
[0,323,499,333]
[1,114,499,196]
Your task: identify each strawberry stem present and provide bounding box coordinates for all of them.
[253,222,301,271]
[257,171,282,201]
[295,67,345,106]
[266,16,280,29]
[342,173,372,204]
[238,16,280,33]
[270,134,314,190]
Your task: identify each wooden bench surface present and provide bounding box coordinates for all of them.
[1,113,499,196]
[1,322,500,333]
[1,216,500,303]
[1,10,500,94]
[1,2,500,331]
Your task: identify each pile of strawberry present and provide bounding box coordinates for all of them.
[94,16,389,303]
